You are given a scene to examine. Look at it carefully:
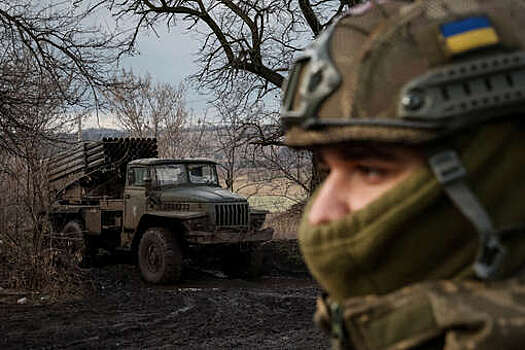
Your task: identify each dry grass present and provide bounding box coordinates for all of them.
[233,173,307,213]
[233,173,307,238]
[234,174,305,197]
[256,203,309,274]
[247,196,297,213]
[0,223,94,304]
[265,202,305,240]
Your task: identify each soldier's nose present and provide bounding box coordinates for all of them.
[308,174,351,225]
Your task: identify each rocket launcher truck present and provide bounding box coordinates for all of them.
[47,138,273,283]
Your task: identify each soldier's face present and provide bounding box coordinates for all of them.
[308,145,425,225]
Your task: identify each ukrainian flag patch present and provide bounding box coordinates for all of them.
[440,16,499,56]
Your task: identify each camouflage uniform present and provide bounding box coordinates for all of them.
[280,0,525,348]
[315,277,525,350]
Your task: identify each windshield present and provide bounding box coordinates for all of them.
[154,164,187,186]
[153,163,218,187]
[187,163,218,186]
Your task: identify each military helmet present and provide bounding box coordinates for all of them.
[281,0,525,147]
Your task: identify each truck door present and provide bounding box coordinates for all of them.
[124,167,147,230]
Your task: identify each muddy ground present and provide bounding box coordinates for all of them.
[0,245,329,350]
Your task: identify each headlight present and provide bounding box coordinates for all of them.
[186,218,213,231]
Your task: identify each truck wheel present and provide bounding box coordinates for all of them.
[62,220,97,267]
[138,227,183,284]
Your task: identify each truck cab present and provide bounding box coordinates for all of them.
[122,158,272,247]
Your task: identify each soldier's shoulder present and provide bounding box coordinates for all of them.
[340,277,525,350]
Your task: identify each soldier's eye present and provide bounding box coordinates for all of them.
[356,165,388,183]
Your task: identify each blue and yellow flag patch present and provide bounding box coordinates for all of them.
[440,16,499,56]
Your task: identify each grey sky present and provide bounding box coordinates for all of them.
[121,26,208,113]
[87,24,210,129]
[80,3,209,129]
[85,8,281,129]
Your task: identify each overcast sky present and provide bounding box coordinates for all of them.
[85,14,280,129]
[87,20,209,129]
[121,26,207,112]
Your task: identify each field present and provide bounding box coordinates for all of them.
[233,173,307,213]
[247,195,298,212]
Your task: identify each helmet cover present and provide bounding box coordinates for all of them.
[281,0,525,147]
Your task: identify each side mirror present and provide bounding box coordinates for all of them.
[225,178,233,190]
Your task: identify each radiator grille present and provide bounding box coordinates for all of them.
[215,203,249,227]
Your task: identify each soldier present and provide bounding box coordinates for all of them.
[280,0,525,349]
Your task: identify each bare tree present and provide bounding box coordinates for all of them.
[244,113,313,197]
[81,0,363,102]
[0,0,137,294]
[108,70,190,156]
[206,90,311,204]
[109,71,157,138]
[210,94,256,192]
[0,92,84,293]
[0,0,128,156]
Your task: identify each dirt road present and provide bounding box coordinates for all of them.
[0,265,329,349]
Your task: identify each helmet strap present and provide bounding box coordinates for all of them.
[427,149,506,280]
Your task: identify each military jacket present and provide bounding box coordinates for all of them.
[316,277,525,350]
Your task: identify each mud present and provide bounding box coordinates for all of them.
[0,264,329,349]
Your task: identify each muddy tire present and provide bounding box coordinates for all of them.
[62,220,96,267]
[138,227,183,284]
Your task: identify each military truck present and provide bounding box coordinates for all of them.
[47,138,273,283]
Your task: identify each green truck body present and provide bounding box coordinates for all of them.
[47,138,273,283]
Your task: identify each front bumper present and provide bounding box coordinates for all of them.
[185,227,274,244]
